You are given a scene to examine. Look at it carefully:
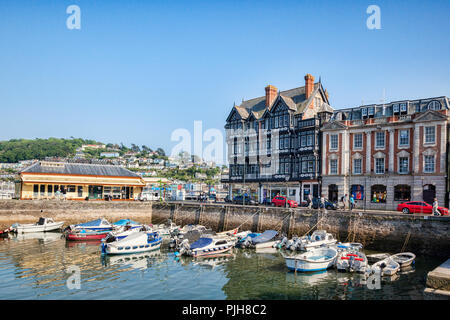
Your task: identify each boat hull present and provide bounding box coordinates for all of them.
[15,222,64,233]
[105,239,162,255]
[285,257,336,272]
[66,231,109,241]
[192,245,232,257]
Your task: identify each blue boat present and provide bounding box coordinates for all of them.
[70,218,113,232]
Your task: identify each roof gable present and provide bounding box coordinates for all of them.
[321,121,348,131]
[413,110,448,123]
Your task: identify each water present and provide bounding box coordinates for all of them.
[0,233,442,300]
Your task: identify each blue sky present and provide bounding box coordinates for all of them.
[0,0,449,160]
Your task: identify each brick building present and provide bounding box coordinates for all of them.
[321,97,450,210]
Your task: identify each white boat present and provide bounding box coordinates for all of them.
[105,224,153,242]
[284,247,338,272]
[391,252,416,268]
[177,237,235,257]
[103,250,162,269]
[299,230,337,251]
[101,231,162,255]
[336,251,368,273]
[12,217,64,233]
[367,253,391,263]
[370,257,400,276]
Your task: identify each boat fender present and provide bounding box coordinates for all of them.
[354,258,364,261]
[341,257,350,260]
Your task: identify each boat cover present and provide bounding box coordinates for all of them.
[76,219,111,227]
[190,237,213,249]
[111,232,148,247]
[252,230,278,244]
[113,219,140,226]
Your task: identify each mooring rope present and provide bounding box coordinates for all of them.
[235,209,261,231]
[302,209,327,237]
[401,230,411,253]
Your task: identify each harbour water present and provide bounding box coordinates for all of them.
[0,232,442,300]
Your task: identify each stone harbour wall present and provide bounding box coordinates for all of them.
[153,202,450,258]
[0,200,449,258]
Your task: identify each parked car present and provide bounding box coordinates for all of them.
[311,197,337,210]
[271,196,298,208]
[233,195,257,205]
[396,201,449,215]
[224,195,232,203]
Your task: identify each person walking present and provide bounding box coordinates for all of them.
[432,198,441,216]
[308,193,313,209]
[341,194,348,210]
[319,195,325,212]
[350,195,355,210]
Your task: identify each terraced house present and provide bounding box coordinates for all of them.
[321,96,450,210]
[222,74,333,204]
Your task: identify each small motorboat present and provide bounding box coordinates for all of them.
[11,217,64,233]
[176,237,235,257]
[300,230,337,251]
[284,247,338,272]
[239,230,278,249]
[112,219,143,230]
[367,253,391,263]
[390,252,416,268]
[153,220,180,238]
[101,231,162,255]
[105,224,153,243]
[370,257,400,276]
[65,218,113,232]
[336,251,368,273]
[235,232,261,248]
[0,227,13,238]
[66,229,110,241]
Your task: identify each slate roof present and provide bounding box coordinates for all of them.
[21,162,141,178]
[228,82,331,121]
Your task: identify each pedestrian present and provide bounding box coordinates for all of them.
[341,194,348,210]
[61,187,67,201]
[350,195,355,210]
[308,193,313,209]
[432,198,441,216]
[55,189,61,201]
[319,194,325,212]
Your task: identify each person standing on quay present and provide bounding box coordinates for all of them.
[432,198,441,216]
[350,195,355,211]
[319,195,325,213]
[308,193,313,209]
[341,194,348,210]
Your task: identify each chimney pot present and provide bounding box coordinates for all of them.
[304,74,315,100]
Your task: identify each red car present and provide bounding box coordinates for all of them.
[271,196,298,208]
[396,201,449,215]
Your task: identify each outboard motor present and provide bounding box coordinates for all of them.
[178,239,191,256]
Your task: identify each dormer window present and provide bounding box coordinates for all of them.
[393,104,400,113]
[368,107,375,118]
[427,100,441,110]
[400,103,407,113]
[361,108,367,118]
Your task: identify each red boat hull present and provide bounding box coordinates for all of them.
[66,232,109,241]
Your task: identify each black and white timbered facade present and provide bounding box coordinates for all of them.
[222,74,333,204]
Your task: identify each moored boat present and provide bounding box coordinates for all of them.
[336,251,368,273]
[11,217,64,233]
[66,230,110,241]
[370,257,400,276]
[284,247,338,272]
[367,253,391,263]
[176,237,234,257]
[66,218,113,232]
[390,252,416,268]
[101,231,162,255]
[240,230,278,249]
[300,230,337,251]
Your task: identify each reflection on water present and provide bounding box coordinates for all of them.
[0,234,442,300]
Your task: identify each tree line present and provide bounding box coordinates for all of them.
[0,138,167,163]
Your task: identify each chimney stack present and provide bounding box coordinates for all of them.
[265,85,278,107]
[304,74,315,99]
